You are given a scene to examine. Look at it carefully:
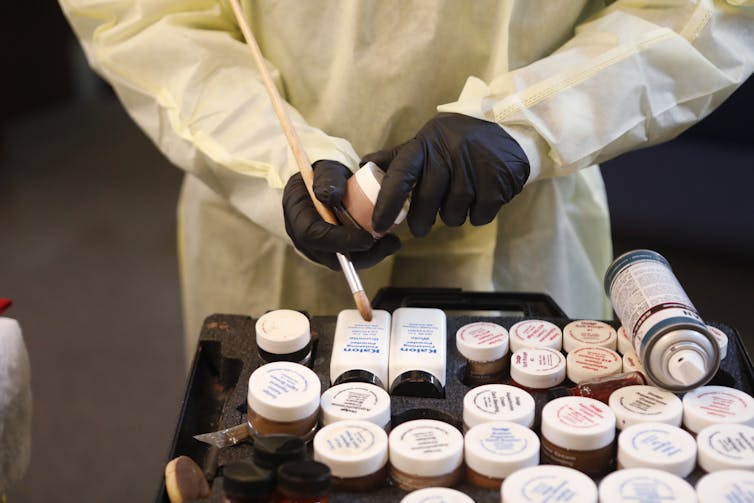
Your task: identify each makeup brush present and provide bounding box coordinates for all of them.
[228,0,372,321]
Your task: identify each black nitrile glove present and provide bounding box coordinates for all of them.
[282,160,401,270]
[363,113,530,237]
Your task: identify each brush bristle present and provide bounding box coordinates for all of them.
[353,290,373,321]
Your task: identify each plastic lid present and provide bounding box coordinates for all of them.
[389,370,444,398]
[320,383,391,428]
[355,162,408,224]
[707,325,729,360]
[255,310,311,355]
[622,352,645,376]
[501,465,598,503]
[222,460,274,496]
[617,326,633,355]
[697,423,754,472]
[598,468,696,503]
[566,346,622,384]
[696,469,754,503]
[399,487,475,503]
[608,385,683,430]
[313,420,388,478]
[509,319,563,352]
[617,422,697,477]
[463,384,535,429]
[682,386,754,434]
[667,350,706,387]
[252,435,306,470]
[563,320,617,353]
[464,421,540,479]
[541,396,616,450]
[247,361,321,422]
[277,460,331,496]
[455,322,509,363]
[510,348,566,389]
[388,419,464,477]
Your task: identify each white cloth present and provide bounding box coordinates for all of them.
[59,0,754,361]
[0,318,31,493]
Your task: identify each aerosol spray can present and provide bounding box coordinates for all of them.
[604,250,719,392]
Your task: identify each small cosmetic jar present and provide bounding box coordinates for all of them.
[563,320,617,353]
[566,346,622,384]
[697,423,754,472]
[319,383,391,430]
[508,319,562,352]
[617,422,697,477]
[247,361,321,439]
[388,419,464,491]
[313,420,388,491]
[682,385,754,435]
[255,310,312,365]
[608,385,683,430]
[464,421,539,489]
[500,465,597,503]
[598,467,695,503]
[540,396,617,478]
[510,347,566,390]
[455,322,509,385]
[696,469,754,502]
[462,384,535,432]
[399,487,474,503]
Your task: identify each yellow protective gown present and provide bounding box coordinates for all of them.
[60,0,754,362]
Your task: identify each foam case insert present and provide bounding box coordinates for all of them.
[157,289,754,502]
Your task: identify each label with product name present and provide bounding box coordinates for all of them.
[565,320,615,345]
[513,348,564,373]
[400,424,454,455]
[570,347,621,372]
[320,424,376,454]
[555,401,609,429]
[328,386,381,414]
[458,322,507,347]
[472,388,525,415]
[521,475,578,501]
[619,388,673,416]
[511,320,561,346]
[260,368,311,400]
[628,429,685,458]
[479,425,529,456]
[687,389,753,419]
[342,321,385,354]
[398,321,440,354]
[704,428,754,461]
[616,476,680,501]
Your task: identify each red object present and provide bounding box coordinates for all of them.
[0,298,11,315]
[548,371,647,404]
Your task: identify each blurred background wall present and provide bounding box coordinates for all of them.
[1,3,752,502]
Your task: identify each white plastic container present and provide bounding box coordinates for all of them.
[313,419,388,490]
[563,320,617,353]
[388,419,464,491]
[388,308,446,397]
[599,467,696,503]
[508,319,562,352]
[696,469,754,502]
[500,465,598,503]
[319,383,391,430]
[462,384,535,431]
[464,421,539,488]
[696,423,754,472]
[617,422,697,477]
[246,361,321,438]
[706,325,729,360]
[400,487,474,503]
[509,347,566,390]
[566,346,622,384]
[455,321,509,384]
[540,396,616,477]
[608,385,683,430]
[330,309,391,390]
[617,326,633,355]
[682,385,754,435]
[255,309,312,364]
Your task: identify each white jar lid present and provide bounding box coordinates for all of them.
[617,326,633,355]
[566,346,622,384]
[510,347,566,389]
[696,469,754,502]
[501,465,598,503]
[464,421,539,479]
[455,322,509,363]
[683,386,754,434]
[622,352,645,376]
[320,383,391,429]
[509,319,562,352]
[388,419,463,477]
[707,325,728,360]
[463,384,535,429]
[697,423,754,472]
[599,467,696,503]
[399,487,474,503]
[563,320,617,353]
[247,361,321,422]
[313,420,388,478]
[541,396,616,450]
[617,422,697,477]
[609,385,683,430]
[255,309,311,355]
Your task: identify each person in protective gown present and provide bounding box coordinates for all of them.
[60,0,754,363]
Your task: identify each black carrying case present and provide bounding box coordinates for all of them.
[156,288,754,502]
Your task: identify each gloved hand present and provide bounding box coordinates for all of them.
[363,113,530,237]
[283,160,401,270]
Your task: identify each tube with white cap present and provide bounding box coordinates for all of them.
[604,249,719,392]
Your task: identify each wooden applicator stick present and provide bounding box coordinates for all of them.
[228,0,372,321]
